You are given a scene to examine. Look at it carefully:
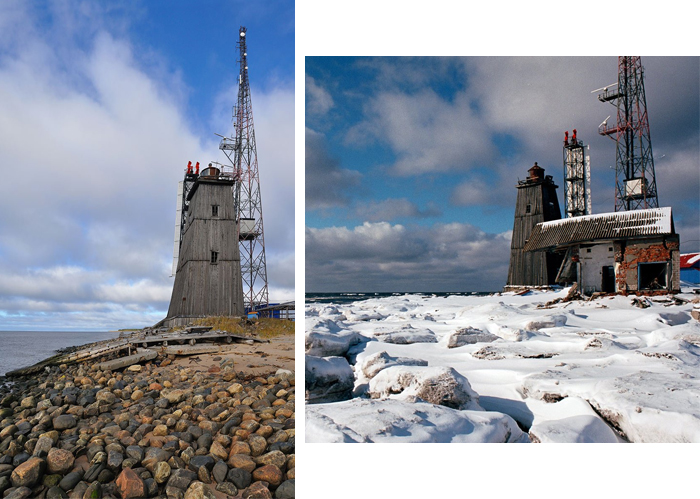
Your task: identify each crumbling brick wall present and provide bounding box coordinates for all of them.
[614,236,679,295]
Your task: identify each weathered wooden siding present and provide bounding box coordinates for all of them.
[167,179,244,318]
[507,175,562,286]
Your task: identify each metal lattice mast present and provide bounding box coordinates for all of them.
[597,56,659,211]
[562,129,590,218]
[219,27,268,310]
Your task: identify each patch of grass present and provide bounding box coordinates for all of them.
[192,316,295,339]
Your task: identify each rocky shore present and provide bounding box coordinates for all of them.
[0,336,295,499]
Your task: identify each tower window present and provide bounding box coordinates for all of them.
[526,204,531,214]
[211,251,218,264]
[212,205,219,217]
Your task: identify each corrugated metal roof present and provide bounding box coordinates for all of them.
[524,207,674,252]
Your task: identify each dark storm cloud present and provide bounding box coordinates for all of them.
[306,222,512,292]
[305,127,362,209]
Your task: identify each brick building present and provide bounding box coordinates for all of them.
[523,207,680,295]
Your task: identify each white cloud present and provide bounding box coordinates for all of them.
[0,5,294,328]
[353,198,441,222]
[450,179,492,206]
[306,74,334,115]
[347,89,494,176]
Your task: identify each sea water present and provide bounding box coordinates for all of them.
[0,330,120,376]
[305,291,494,305]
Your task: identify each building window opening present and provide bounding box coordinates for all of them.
[526,204,531,214]
[639,262,667,290]
[212,205,219,217]
[211,251,218,264]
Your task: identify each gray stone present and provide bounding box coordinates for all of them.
[47,485,69,499]
[4,486,33,499]
[211,460,228,483]
[33,436,54,457]
[226,468,251,490]
[188,455,214,473]
[70,481,88,499]
[52,415,78,431]
[59,471,83,491]
[125,446,143,463]
[144,477,158,497]
[107,450,123,471]
[83,463,105,483]
[167,468,197,490]
[275,479,295,499]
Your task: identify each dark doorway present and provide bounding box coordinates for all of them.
[602,266,615,293]
[639,262,667,290]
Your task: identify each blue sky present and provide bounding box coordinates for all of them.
[0,0,294,330]
[306,56,700,292]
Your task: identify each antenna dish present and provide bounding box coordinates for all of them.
[599,115,611,128]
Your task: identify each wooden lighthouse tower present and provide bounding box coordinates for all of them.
[507,163,563,287]
[166,164,244,323]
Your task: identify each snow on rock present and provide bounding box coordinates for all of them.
[587,371,700,443]
[528,397,621,443]
[368,365,480,410]
[305,398,529,443]
[305,355,354,404]
[373,325,437,344]
[344,309,385,322]
[305,324,365,357]
[358,351,429,380]
[446,327,499,348]
[305,288,700,442]
[524,314,568,331]
[484,324,536,342]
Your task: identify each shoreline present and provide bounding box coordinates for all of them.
[0,331,295,499]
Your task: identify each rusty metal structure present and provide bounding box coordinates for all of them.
[218,27,269,311]
[597,57,659,212]
[563,129,591,218]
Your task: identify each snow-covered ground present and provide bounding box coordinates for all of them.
[305,288,700,443]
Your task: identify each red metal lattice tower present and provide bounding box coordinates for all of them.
[219,27,269,310]
[597,56,659,211]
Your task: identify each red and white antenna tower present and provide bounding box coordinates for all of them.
[596,56,659,211]
[219,26,269,310]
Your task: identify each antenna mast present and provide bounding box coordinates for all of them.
[597,56,659,211]
[220,26,269,310]
[562,129,590,218]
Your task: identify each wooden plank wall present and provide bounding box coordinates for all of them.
[167,180,244,317]
[507,178,562,286]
